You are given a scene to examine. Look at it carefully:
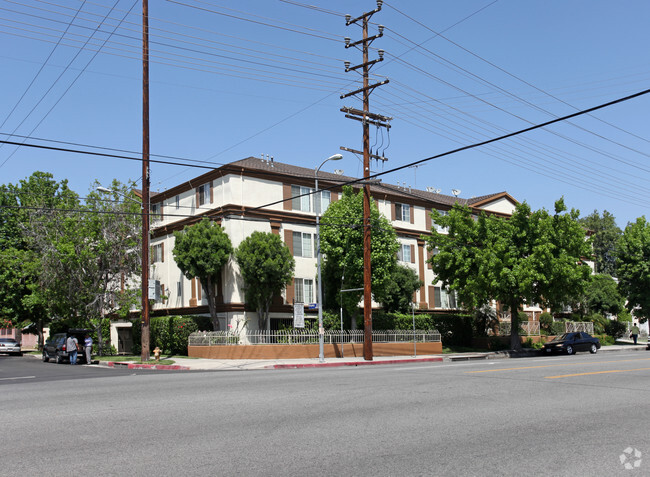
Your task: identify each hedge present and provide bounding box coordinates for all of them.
[131,315,213,355]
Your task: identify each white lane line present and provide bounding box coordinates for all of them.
[0,376,36,381]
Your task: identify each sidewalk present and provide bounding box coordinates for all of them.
[100,342,649,371]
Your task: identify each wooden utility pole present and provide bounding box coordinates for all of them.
[141,0,150,362]
[341,1,391,361]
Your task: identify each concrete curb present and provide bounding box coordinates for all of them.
[106,361,190,371]
[270,356,443,369]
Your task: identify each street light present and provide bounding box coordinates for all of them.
[97,185,149,362]
[315,153,343,363]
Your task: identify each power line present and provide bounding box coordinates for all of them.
[245,87,650,214]
[166,0,342,42]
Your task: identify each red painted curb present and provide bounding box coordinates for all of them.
[107,362,190,370]
[270,356,443,369]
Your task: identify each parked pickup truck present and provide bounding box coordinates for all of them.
[42,329,91,364]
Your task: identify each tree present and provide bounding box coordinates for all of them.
[320,186,399,326]
[173,218,233,330]
[0,172,79,346]
[376,264,423,313]
[583,274,624,316]
[426,199,592,350]
[617,216,650,323]
[579,210,621,276]
[235,231,294,330]
[28,180,142,352]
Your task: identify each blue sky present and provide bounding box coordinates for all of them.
[1,0,649,227]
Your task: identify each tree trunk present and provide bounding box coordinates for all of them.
[205,276,220,331]
[96,322,104,356]
[510,301,522,350]
[258,299,271,330]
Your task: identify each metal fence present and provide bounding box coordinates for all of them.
[497,321,540,336]
[189,329,441,346]
[565,322,595,334]
[188,331,240,346]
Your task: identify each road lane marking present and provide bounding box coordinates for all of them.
[0,376,36,381]
[465,357,650,374]
[545,367,650,379]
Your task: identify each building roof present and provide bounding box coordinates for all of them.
[152,156,516,213]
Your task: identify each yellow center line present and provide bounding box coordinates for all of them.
[465,357,650,374]
[546,367,650,379]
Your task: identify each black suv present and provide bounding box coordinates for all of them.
[42,329,91,364]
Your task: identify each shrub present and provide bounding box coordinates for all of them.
[539,312,553,334]
[604,320,627,338]
[550,321,565,336]
[431,314,473,347]
[595,334,615,346]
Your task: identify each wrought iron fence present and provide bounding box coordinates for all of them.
[189,329,441,346]
[497,321,540,336]
[565,322,595,334]
[188,331,240,346]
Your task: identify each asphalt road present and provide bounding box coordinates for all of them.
[2,352,649,476]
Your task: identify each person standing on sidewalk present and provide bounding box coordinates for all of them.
[630,324,640,345]
[66,335,79,364]
[84,334,93,364]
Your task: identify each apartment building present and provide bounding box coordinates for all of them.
[147,156,518,330]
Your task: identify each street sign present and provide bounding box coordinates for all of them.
[308,303,318,310]
[293,303,305,328]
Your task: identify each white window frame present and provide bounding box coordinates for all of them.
[291,185,313,212]
[398,244,411,262]
[434,286,457,309]
[314,190,331,215]
[292,232,313,258]
[198,184,210,206]
[152,243,163,263]
[395,203,411,222]
[294,278,314,304]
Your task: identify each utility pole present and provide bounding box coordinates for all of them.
[341,0,391,361]
[141,0,151,362]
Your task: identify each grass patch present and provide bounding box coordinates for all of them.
[96,355,175,365]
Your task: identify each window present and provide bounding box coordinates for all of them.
[433,286,457,309]
[434,210,448,232]
[291,185,313,212]
[398,244,411,262]
[198,183,210,206]
[151,202,162,221]
[395,203,411,222]
[175,195,180,209]
[294,278,314,303]
[152,243,163,263]
[292,232,313,258]
[176,281,183,299]
[314,190,331,214]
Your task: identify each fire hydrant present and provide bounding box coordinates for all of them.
[153,347,161,362]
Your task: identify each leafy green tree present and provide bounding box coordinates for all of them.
[320,186,399,326]
[235,231,294,330]
[376,264,423,313]
[617,216,650,323]
[583,274,624,316]
[580,210,621,276]
[0,172,79,346]
[28,180,142,352]
[173,218,233,330]
[426,199,592,350]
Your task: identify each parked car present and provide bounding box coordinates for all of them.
[543,332,600,355]
[0,338,22,356]
[42,329,91,364]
